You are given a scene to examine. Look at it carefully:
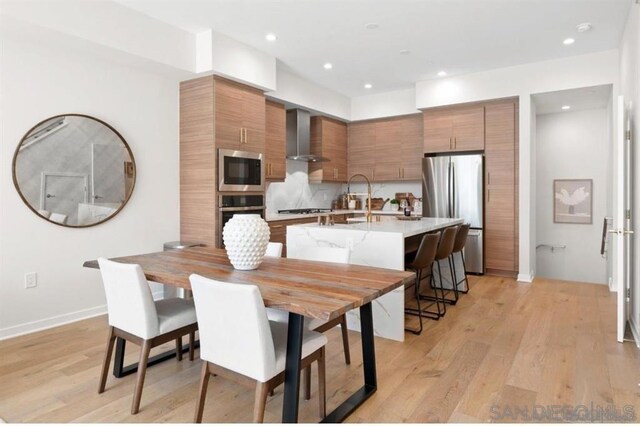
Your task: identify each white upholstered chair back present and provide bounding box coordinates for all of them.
[97,258,159,339]
[190,274,277,383]
[265,242,283,258]
[291,246,350,264]
[50,212,68,224]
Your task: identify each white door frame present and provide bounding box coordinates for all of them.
[39,172,89,210]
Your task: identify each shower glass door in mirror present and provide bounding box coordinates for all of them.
[12,114,136,227]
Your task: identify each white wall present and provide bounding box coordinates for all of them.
[0,0,195,73]
[267,68,351,121]
[619,2,640,343]
[0,34,180,338]
[535,109,611,284]
[415,50,620,282]
[350,88,419,121]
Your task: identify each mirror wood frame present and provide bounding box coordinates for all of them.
[12,113,137,228]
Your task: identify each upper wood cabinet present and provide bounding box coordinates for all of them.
[484,100,518,274]
[179,75,266,247]
[348,121,376,181]
[309,116,348,183]
[423,105,485,153]
[347,114,423,182]
[265,100,286,181]
[214,77,265,153]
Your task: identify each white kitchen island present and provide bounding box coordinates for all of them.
[286,217,463,342]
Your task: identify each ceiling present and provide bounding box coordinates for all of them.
[117,0,632,97]
[533,84,613,115]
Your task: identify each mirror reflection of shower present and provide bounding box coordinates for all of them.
[13,115,136,227]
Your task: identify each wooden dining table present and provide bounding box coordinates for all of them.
[84,246,413,423]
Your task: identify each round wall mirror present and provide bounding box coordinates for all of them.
[12,114,136,227]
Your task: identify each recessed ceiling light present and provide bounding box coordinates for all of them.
[562,105,571,110]
[437,71,447,77]
[364,83,373,89]
[563,38,575,45]
[265,33,277,42]
[365,22,379,30]
[577,22,592,33]
[323,62,333,70]
[399,49,410,55]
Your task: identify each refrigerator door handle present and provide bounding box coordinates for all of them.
[451,162,456,218]
[447,161,452,217]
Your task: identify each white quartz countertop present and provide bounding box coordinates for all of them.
[265,209,416,222]
[288,217,464,237]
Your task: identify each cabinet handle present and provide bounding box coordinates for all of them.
[487,189,490,203]
[487,172,490,185]
[271,224,284,229]
[240,128,244,143]
[454,137,457,149]
[244,128,248,144]
[449,137,452,150]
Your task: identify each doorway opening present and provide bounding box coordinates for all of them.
[532,84,614,285]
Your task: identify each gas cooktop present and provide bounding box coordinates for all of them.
[277,208,333,214]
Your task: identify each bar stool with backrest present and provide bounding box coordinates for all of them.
[404,231,445,335]
[96,258,198,414]
[265,246,351,400]
[190,274,327,423]
[423,226,460,307]
[450,224,471,294]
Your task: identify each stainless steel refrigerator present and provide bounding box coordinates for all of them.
[422,153,484,274]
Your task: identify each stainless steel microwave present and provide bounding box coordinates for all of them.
[218,149,264,192]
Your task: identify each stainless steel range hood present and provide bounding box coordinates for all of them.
[286,109,327,162]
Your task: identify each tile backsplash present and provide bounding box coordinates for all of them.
[266,161,422,213]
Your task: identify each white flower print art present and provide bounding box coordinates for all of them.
[553,179,593,224]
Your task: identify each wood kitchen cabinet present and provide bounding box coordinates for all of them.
[179,75,266,247]
[347,113,422,182]
[423,105,485,153]
[214,77,265,153]
[309,116,348,183]
[484,99,518,275]
[265,100,286,181]
[348,121,375,181]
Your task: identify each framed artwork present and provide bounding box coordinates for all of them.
[554,179,593,224]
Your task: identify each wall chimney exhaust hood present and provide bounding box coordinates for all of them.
[286,109,327,162]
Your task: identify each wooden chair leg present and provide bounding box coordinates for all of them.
[131,339,152,414]
[253,381,269,423]
[98,326,116,394]
[175,337,183,361]
[317,347,326,419]
[339,315,351,365]
[189,332,195,361]
[304,365,311,401]
[194,362,210,423]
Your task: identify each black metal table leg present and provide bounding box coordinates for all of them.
[111,336,200,378]
[282,312,305,423]
[321,302,377,423]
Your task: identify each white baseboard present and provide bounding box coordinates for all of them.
[517,272,534,283]
[0,290,165,341]
[630,318,640,348]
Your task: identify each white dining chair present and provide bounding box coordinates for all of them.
[269,246,351,400]
[97,258,198,414]
[49,212,68,224]
[37,209,51,218]
[189,274,327,423]
[265,242,283,258]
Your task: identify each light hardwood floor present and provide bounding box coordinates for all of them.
[1,275,638,423]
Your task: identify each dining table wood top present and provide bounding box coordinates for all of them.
[83,246,414,322]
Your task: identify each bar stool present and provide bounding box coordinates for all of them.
[450,224,471,294]
[404,231,444,335]
[425,225,459,307]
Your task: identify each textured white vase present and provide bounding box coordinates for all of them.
[223,214,270,270]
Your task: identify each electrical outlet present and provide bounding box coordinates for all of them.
[25,272,37,289]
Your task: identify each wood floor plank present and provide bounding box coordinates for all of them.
[1,276,638,423]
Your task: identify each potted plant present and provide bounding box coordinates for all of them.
[389,199,399,211]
